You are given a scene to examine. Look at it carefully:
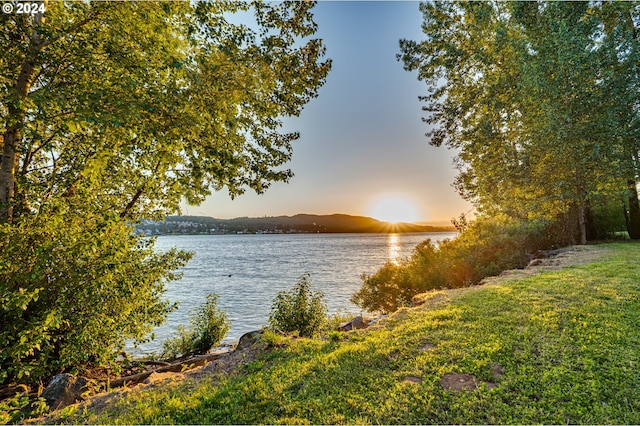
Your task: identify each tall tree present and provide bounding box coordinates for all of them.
[399,1,636,243]
[0,0,331,223]
[596,1,640,239]
[0,0,330,385]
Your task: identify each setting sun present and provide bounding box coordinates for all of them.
[368,195,420,224]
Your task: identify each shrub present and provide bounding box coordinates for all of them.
[0,211,191,386]
[352,216,566,313]
[269,273,327,337]
[162,294,230,360]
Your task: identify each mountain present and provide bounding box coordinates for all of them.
[136,214,455,235]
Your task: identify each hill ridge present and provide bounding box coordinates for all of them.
[137,213,455,235]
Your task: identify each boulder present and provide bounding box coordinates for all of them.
[236,330,263,351]
[338,315,368,332]
[526,258,544,268]
[367,314,388,327]
[41,373,89,410]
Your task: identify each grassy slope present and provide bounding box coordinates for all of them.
[57,243,639,424]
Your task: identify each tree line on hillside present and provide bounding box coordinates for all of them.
[138,214,454,234]
[399,1,640,244]
[0,1,330,392]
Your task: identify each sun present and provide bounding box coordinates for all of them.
[368,195,420,224]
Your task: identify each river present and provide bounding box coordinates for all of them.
[131,232,456,355]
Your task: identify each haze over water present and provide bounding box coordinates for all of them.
[133,232,456,355]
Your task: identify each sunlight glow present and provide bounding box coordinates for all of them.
[388,234,401,264]
[369,195,420,224]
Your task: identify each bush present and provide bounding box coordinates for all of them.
[352,239,448,313]
[162,294,230,360]
[352,216,566,313]
[0,211,191,386]
[269,273,327,337]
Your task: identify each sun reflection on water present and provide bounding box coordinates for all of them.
[388,234,400,264]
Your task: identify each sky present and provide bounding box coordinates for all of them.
[185,1,473,225]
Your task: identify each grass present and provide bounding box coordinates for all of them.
[46,243,640,424]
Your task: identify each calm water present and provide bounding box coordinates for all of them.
[131,232,456,355]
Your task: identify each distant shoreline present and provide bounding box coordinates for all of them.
[136,213,456,236]
[148,230,457,236]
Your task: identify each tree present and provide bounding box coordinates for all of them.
[1,1,331,223]
[596,2,640,239]
[0,1,330,385]
[398,1,637,242]
[0,210,192,384]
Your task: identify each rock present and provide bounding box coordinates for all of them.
[412,294,426,306]
[439,373,478,391]
[236,330,263,351]
[419,342,436,352]
[440,370,502,391]
[351,316,368,329]
[41,373,89,410]
[529,248,564,261]
[491,363,504,379]
[534,250,547,259]
[367,314,388,326]
[337,315,368,332]
[526,258,544,268]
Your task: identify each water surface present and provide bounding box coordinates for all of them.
[133,232,456,355]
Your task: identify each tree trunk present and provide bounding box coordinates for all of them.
[622,197,631,231]
[0,128,21,221]
[0,13,47,222]
[584,200,597,241]
[627,179,640,239]
[577,201,587,245]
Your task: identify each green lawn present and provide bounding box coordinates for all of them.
[52,243,640,424]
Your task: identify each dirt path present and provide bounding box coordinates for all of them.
[480,244,611,285]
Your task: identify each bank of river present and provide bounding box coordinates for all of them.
[41,243,639,425]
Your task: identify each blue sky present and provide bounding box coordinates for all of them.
[187,1,473,225]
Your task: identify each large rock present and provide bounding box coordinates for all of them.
[41,373,89,410]
[235,330,263,351]
[338,315,368,332]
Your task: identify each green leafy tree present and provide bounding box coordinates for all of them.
[0,1,330,385]
[269,273,327,337]
[398,1,636,242]
[1,1,331,222]
[595,2,640,239]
